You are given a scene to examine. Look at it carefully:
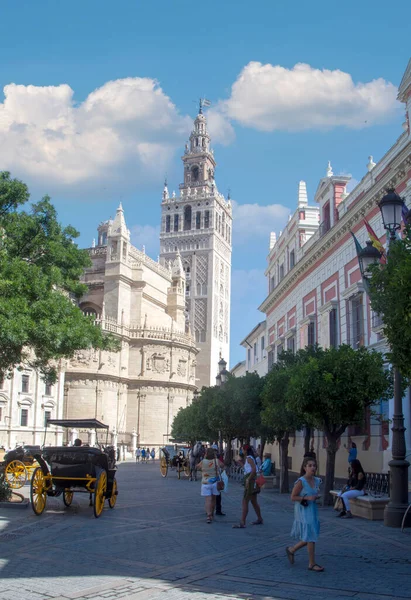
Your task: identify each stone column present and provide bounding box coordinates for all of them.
[131,429,137,454]
[111,427,118,449]
[88,429,96,447]
[70,428,78,445]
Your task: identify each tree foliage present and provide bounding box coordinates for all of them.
[286,344,393,503]
[0,172,120,382]
[368,228,411,377]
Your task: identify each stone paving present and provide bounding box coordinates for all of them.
[0,460,410,600]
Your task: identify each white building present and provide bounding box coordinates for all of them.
[237,60,411,480]
[240,321,268,377]
[0,363,65,449]
[63,204,198,450]
[160,106,232,388]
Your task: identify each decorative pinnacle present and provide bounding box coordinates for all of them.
[326,161,333,177]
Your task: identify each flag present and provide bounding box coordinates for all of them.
[350,231,363,259]
[201,98,211,107]
[363,219,387,264]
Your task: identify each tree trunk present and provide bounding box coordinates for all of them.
[260,438,266,460]
[323,433,339,505]
[224,440,233,467]
[304,427,311,455]
[279,433,290,493]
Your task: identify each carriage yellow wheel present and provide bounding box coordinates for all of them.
[5,460,27,489]
[160,455,168,478]
[63,490,73,507]
[93,470,107,518]
[30,467,47,515]
[108,478,118,509]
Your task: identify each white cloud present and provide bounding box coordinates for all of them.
[231,200,290,241]
[222,62,399,131]
[0,78,191,187]
[130,224,160,258]
[206,108,235,145]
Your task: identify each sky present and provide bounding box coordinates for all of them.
[1,0,410,367]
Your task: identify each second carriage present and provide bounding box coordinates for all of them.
[160,444,191,479]
[2,445,41,489]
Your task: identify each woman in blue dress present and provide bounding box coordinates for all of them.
[286,457,324,572]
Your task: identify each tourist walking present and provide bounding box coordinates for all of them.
[286,457,323,572]
[151,448,155,461]
[197,447,225,524]
[135,447,141,463]
[233,446,263,528]
[336,458,366,518]
[141,447,146,463]
[215,449,226,516]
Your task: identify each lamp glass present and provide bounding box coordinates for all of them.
[379,193,404,232]
[359,241,381,279]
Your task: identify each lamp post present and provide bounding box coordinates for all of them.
[216,357,229,455]
[355,189,410,528]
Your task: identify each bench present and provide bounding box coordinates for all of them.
[330,472,390,520]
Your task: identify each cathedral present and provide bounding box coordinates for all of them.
[61,106,232,449]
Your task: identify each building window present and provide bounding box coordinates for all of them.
[44,411,51,427]
[22,375,29,393]
[215,212,218,229]
[329,308,338,348]
[184,205,192,231]
[174,214,179,232]
[166,215,171,232]
[247,348,251,367]
[270,275,275,293]
[253,342,257,362]
[204,211,210,228]
[261,336,265,355]
[45,383,52,396]
[20,408,28,427]
[192,166,199,181]
[268,350,274,370]
[186,284,190,296]
[349,295,364,349]
[279,264,284,281]
[277,344,284,360]
[195,330,206,343]
[308,321,316,347]
[196,211,201,229]
[0,407,2,421]
[289,250,295,269]
[287,336,295,354]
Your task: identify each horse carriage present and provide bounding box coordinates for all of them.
[30,418,118,518]
[2,445,41,489]
[160,442,203,480]
[160,445,191,479]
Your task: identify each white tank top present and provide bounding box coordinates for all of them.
[244,456,255,475]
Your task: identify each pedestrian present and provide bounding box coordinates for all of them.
[135,447,141,463]
[233,445,263,528]
[146,447,150,462]
[151,448,155,461]
[141,447,146,463]
[336,458,366,519]
[197,447,225,524]
[286,456,323,572]
[261,453,272,476]
[344,441,357,464]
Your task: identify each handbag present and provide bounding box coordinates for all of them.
[334,496,344,511]
[256,473,266,487]
[214,459,225,491]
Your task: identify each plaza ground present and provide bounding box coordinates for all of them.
[0,460,410,600]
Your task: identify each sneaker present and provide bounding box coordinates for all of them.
[337,511,346,517]
[341,512,353,519]
[215,511,226,516]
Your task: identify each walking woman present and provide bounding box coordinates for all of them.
[233,446,263,528]
[286,457,324,572]
[197,447,224,523]
[337,458,366,518]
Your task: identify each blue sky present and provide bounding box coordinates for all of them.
[1,0,410,366]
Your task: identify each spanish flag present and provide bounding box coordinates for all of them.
[363,219,387,264]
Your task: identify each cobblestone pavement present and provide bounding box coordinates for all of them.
[0,460,410,600]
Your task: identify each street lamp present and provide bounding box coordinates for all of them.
[216,357,229,454]
[354,188,410,528]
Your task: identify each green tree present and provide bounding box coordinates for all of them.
[287,345,393,504]
[171,392,217,445]
[0,172,119,383]
[262,350,312,493]
[368,226,411,377]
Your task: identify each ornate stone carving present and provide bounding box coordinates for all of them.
[177,360,187,377]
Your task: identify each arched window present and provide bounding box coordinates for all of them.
[166,215,171,232]
[191,166,199,181]
[184,206,192,231]
[196,212,201,229]
[204,210,210,228]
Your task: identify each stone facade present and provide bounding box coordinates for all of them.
[159,106,232,388]
[64,205,198,449]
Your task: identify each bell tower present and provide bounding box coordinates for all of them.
[159,102,232,389]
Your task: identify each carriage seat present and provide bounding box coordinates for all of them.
[42,446,105,466]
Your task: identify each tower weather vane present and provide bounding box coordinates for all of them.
[199,98,211,113]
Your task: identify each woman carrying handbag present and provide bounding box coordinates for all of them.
[233,445,263,528]
[196,447,225,523]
